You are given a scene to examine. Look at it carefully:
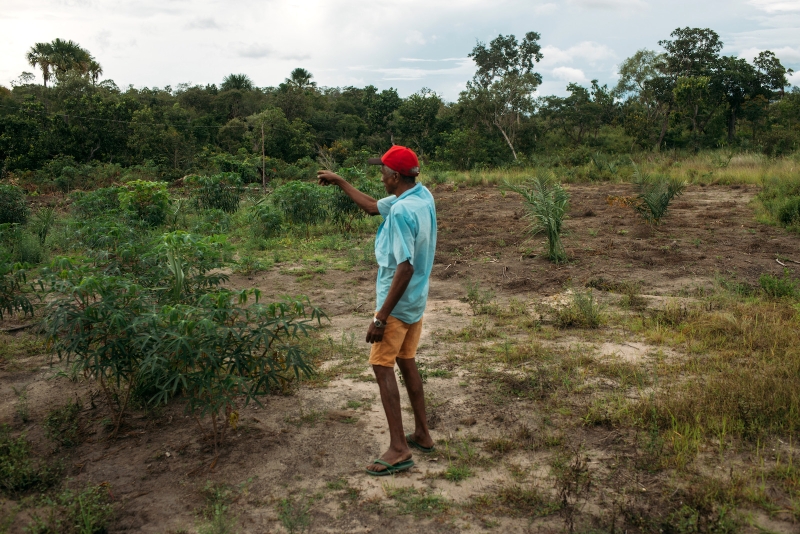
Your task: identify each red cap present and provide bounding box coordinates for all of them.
[368,146,420,177]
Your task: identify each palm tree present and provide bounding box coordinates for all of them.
[286,68,316,89]
[26,42,54,87]
[49,38,92,80]
[221,73,254,91]
[88,59,103,85]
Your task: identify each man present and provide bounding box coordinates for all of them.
[317,145,436,476]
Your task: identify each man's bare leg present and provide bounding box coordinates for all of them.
[367,364,412,472]
[396,358,434,449]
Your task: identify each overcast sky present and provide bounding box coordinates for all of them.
[2,0,799,101]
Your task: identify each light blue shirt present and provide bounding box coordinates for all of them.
[374,183,437,324]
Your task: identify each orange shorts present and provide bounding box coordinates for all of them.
[369,315,423,368]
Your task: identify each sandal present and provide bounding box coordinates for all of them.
[365,458,414,476]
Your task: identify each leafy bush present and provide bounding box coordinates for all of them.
[0,256,34,319]
[43,399,83,447]
[632,166,686,225]
[0,425,61,496]
[0,184,29,225]
[119,180,170,227]
[71,187,122,219]
[28,484,114,534]
[250,202,283,238]
[271,181,326,237]
[186,173,244,213]
[777,196,800,226]
[759,270,797,298]
[44,232,324,449]
[325,168,385,231]
[505,173,570,263]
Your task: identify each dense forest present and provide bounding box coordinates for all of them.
[1,27,798,190]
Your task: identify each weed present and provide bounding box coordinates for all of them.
[464,281,496,315]
[278,493,313,533]
[472,484,560,518]
[551,446,592,533]
[0,425,61,496]
[28,483,115,534]
[555,290,604,328]
[759,269,797,298]
[43,399,83,448]
[384,486,449,518]
[199,481,238,534]
[13,386,30,424]
[484,438,517,455]
[443,464,473,482]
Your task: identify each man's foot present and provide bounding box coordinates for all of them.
[366,448,412,473]
[406,431,434,451]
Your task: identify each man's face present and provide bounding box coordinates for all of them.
[380,164,400,195]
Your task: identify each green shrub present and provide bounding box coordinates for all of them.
[250,203,283,238]
[0,425,61,496]
[71,187,122,219]
[30,207,57,245]
[777,196,800,226]
[28,484,114,534]
[0,184,29,225]
[44,233,324,448]
[759,270,798,298]
[271,181,326,237]
[43,399,83,448]
[119,180,170,227]
[12,230,45,264]
[186,173,243,213]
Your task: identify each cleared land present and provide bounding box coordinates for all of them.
[1,182,799,533]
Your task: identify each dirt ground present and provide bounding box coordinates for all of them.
[1,183,799,533]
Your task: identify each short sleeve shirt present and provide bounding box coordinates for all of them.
[374,183,437,324]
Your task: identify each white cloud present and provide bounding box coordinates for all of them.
[539,41,617,67]
[535,3,559,14]
[738,45,800,63]
[567,0,647,8]
[405,30,426,46]
[552,66,589,83]
[788,70,800,86]
[236,43,272,59]
[185,17,220,30]
[748,0,800,13]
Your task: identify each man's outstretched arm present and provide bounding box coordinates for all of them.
[317,170,380,215]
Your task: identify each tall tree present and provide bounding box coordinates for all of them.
[753,51,793,99]
[286,68,316,90]
[461,32,543,159]
[221,74,254,92]
[26,42,54,87]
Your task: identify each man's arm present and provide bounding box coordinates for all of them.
[317,170,380,215]
[366,260,414,343]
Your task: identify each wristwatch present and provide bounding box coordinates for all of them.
[373,317,386,328]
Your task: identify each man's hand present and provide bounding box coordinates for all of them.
[366,320,385,344]
[317,170,345,187]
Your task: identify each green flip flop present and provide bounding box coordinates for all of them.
[406,433,435,453]
[365,458,415,477]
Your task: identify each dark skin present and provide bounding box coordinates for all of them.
[317,165,434,472]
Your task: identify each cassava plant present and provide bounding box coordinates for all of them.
[0,255,34,319]
[505,173,570,263]
[271,181,326,238]
[43,232,324,453]
[185,173,244,213]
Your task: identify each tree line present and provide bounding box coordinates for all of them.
[0,27,797,187]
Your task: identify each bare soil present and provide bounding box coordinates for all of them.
[1,184,798,533]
